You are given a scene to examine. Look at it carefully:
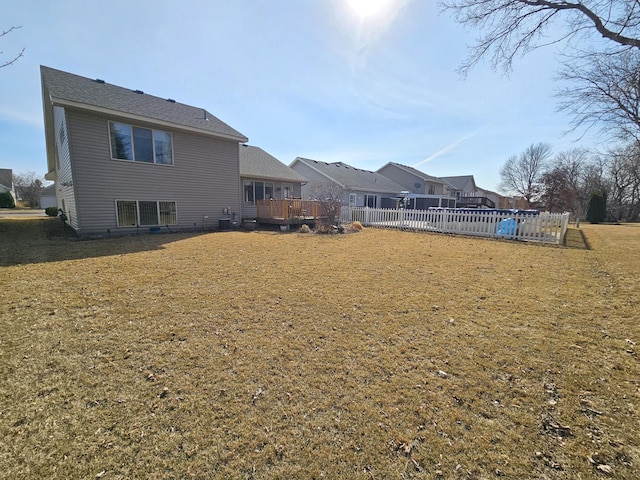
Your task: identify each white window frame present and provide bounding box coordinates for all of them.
[115,200,178,227]
[108,121,174,166]
[244,180,274,205]
[364,194,377,208]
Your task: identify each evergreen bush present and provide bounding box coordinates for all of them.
[586,190,607,224]
[45,206,59,217]
[0,192,15,208]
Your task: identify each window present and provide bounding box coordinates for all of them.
[116,200,137,226]
[244,180,274,205]
[349,193,356,206]
[116,200,178,227]
[428,184,435,195]
[159,202,177,224]
[139,201,158,225]
[283,185,292,199]
[364,194,377,208]
[109,122,173,165]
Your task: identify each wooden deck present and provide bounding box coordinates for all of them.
[256,199,325,226]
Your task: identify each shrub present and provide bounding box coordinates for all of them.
[45,206,59,217]
[586,190,607,224]
[0,192,15,208]
[298,224,311,234]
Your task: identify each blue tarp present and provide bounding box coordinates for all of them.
[496,218,518,237]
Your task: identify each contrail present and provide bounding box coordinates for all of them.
[412,125,487,169]
[412,136,469,169]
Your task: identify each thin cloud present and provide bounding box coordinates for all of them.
[412,126,486,168]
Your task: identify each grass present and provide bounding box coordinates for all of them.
[1,217,638,479]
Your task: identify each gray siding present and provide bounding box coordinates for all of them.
[53,106,77,229]
[378,165,445,196]
[378,164,422,193]
[290,162,330,200]
[66,109,241,235]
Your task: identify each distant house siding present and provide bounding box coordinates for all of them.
[378,165,423,193]
[66,109,241,234]
[54,106,78,229]
[378,165,445,196]
[290,162,332,200]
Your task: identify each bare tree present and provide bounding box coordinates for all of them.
[540,148,597,216]
[308,182,351,225]
[1,26,24,69]
[12,172,44,208]
[441,1,640,75]
[557,49,640,141]
[603,144,640,221]
[440,1,640,138]
[499,142,551,205]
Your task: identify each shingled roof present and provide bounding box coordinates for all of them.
[292,158,405,194]
[40,65,247,142]
[239,145,307,182]
[378,162,446,184]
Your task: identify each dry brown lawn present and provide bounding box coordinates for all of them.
[1,217,638,479]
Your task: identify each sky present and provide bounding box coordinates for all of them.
[1,0,608,192]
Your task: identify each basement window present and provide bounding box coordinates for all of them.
[116,200,178,227]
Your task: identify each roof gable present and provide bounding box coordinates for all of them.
[379,162,445,184]
[239,145,307,183]
[438,175,476,191]
[40,66,247,142]
[292,158,405,194]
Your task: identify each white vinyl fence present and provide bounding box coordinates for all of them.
[341,207,570,245]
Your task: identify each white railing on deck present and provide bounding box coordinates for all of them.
[341,207,570,245]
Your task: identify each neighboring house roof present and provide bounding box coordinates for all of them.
[40,66,248,143]
[40,184,56,196]
[239,145,307,183]
[378,162,446,185]
[438,175,476,191]
[0,168,13,192]
[292,157,406,194]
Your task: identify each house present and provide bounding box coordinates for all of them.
[41,65,248,236]
[438,175,496,209]
[39,184,57,209]
[0,168,15,199]
[239,144,307,220]
[377,162,456,208]
[289,157,406,208]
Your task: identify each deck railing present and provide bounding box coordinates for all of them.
[456,196,496,209]
[342,207,570,245]
[257,199,322,220]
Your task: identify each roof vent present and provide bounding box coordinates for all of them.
[166,98,176,103]
[133,89,144,94]
[94,78,105,84]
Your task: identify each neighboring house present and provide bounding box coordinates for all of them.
[239,144,307,219]
[438,175,496,209]
[438,175,477,200]
[41,66,248,236]
[377,162,456,208]
[40,184,57,209]
[289,158,406,208]
[0,168,15,199]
